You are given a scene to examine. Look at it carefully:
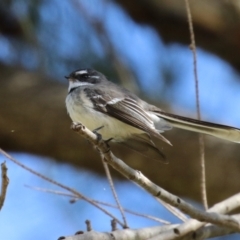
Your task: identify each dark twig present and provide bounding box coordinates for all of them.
[85,220,92,231]
[0,161,9,210]
[111,219,117,231]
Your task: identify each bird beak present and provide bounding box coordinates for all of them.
[65,76,70,80]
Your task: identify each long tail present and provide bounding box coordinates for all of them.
[155,111,240,143]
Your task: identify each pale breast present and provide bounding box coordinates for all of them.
[66,91,143,141]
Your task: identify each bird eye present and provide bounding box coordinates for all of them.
[81,74,89,78]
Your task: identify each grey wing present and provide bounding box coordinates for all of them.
[83,88,171,161]
[84,88,171,145]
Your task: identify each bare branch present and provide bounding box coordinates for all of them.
[149,193,240,239]
[101,157,128,228]
[61,215,240,240]
[62,225,178,240]
[180,214,240,240]
[25,185,170,224]
[184,0,208,210]
[0,148,125,227]
[71,122,240,232]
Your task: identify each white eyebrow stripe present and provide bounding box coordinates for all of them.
[75,70,88,75]
[91,76,99,79]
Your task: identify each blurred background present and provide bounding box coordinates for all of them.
[0,0,240,239]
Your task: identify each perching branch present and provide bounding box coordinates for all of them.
[71,122,240,233]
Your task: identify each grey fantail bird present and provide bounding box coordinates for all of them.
[65,68,240,162]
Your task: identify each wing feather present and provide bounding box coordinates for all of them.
[84,88,171,145]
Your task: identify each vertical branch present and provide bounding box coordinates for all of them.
[184,0,208,209]
[101,156,128,228]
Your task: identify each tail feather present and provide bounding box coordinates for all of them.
[155,111,240,143]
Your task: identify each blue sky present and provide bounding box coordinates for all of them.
[0,153,182,239]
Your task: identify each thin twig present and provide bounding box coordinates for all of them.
[156,198,188,222]
[71,122,240,232]
[0,149,124,227]
[101,156,128,228]
[0,161,9,210]
[184,0,208,210]
[25,185,170,224]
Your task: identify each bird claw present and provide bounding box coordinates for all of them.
[93,126,104,133]
[93,126,104,141]
[104,138,113,148]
